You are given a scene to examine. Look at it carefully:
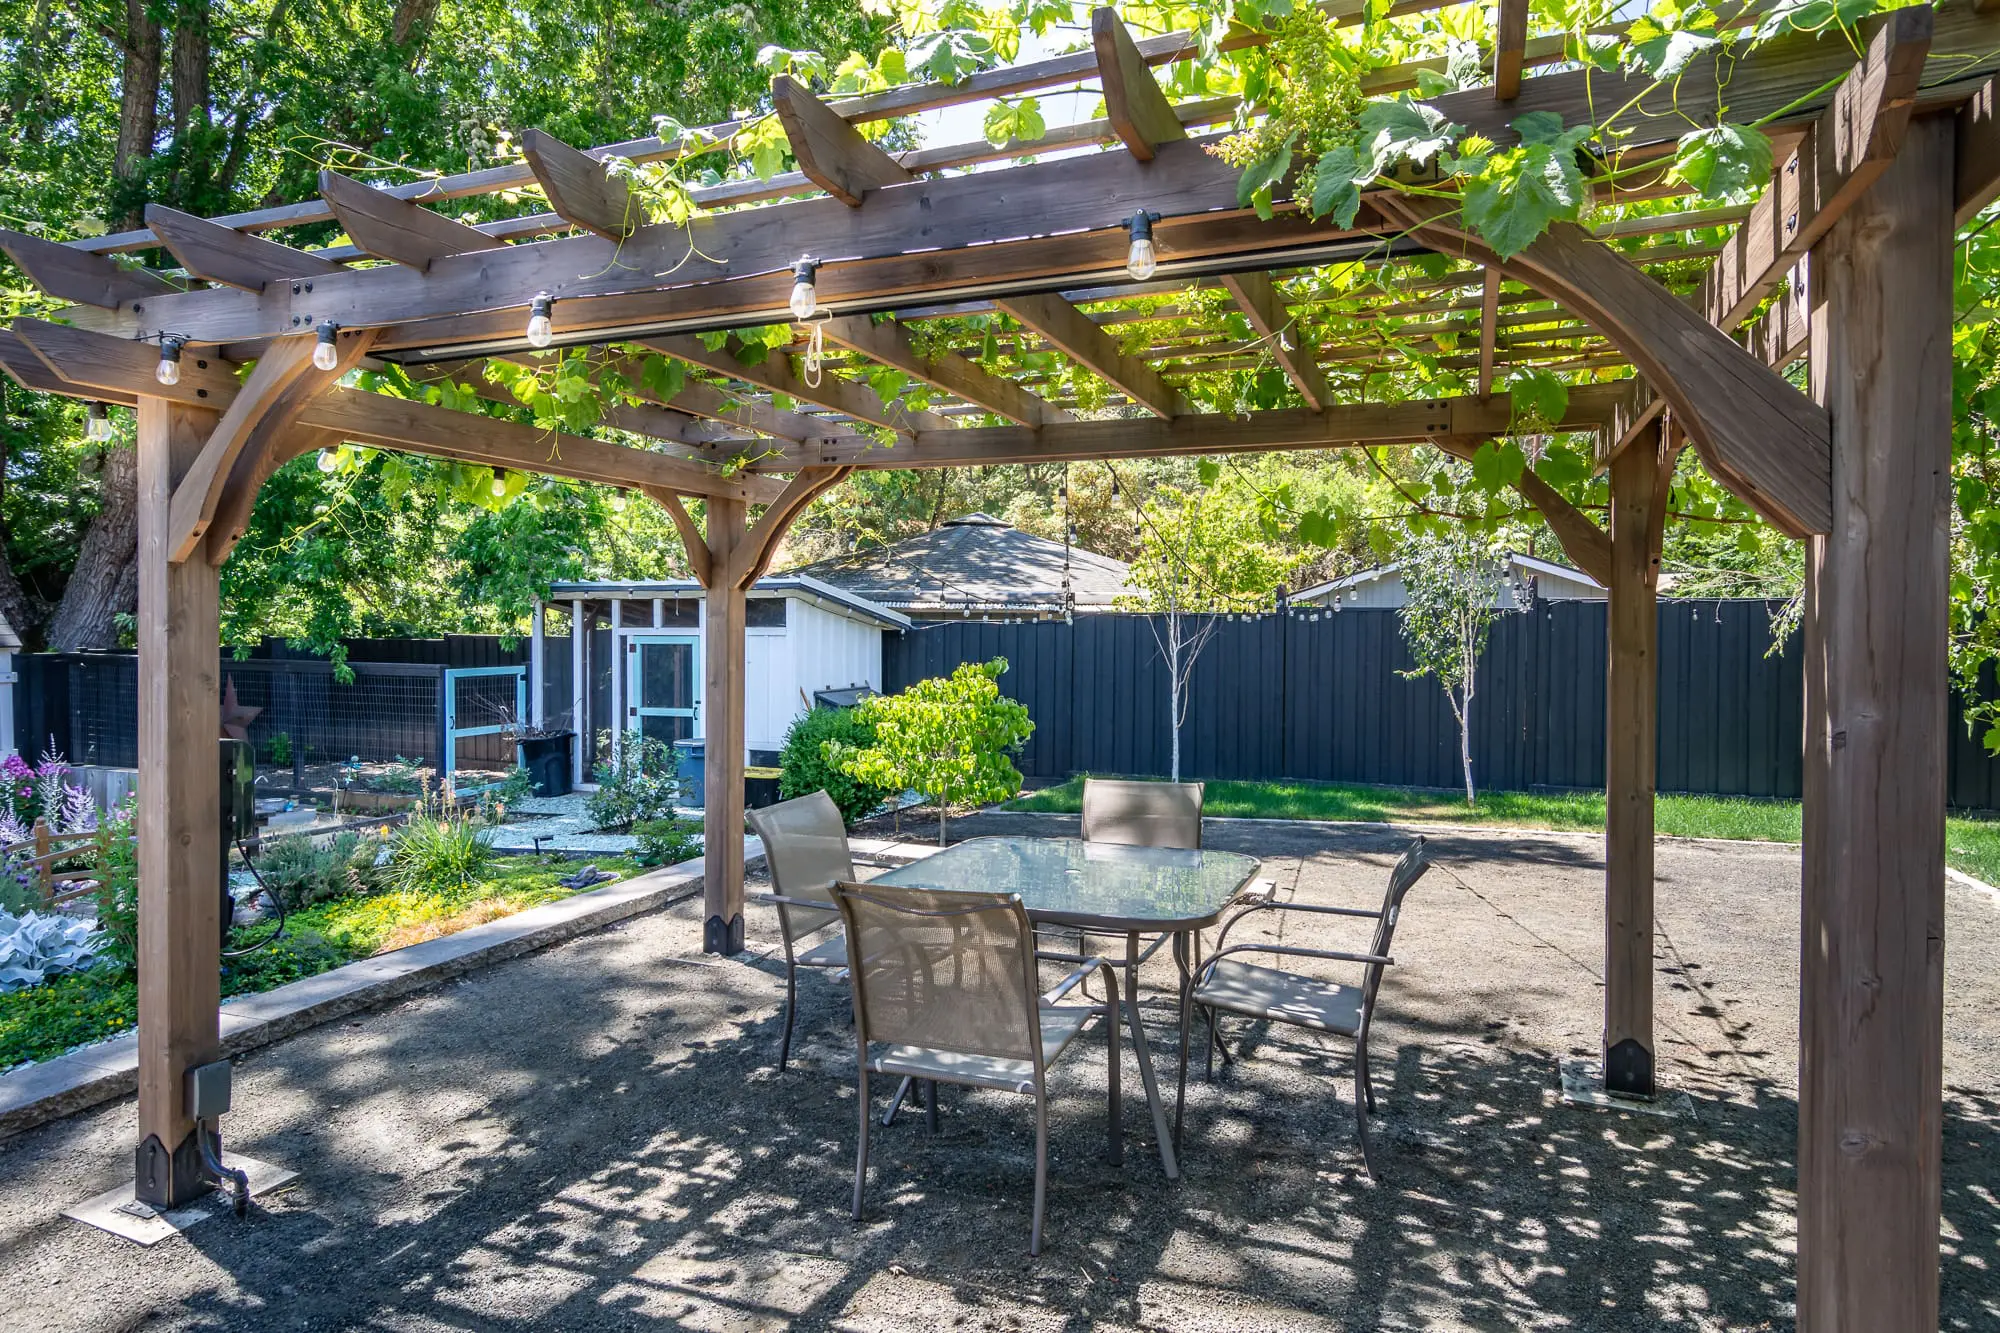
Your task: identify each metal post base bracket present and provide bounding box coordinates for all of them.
[704,912,745,955]
[66,1154,297,1247]
[1557,1058,1695,1122]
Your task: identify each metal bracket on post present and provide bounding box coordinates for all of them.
[704,913,744,955]
[1603,1038,1655,1100]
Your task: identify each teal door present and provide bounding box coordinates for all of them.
[626,634,701,750]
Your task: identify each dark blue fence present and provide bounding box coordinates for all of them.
[883,601,2000,810]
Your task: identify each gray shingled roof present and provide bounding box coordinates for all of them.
[787,514,1132,614]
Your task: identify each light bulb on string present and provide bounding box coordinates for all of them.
[317,449,339,473]
[491,473,510,497]
[1122,211,1161,282]
[525,293,555,348]
[156,336,184,386]
[788,257,821,321]
[86,403,113,441]
[313,321,341,371]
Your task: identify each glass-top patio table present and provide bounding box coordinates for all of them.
[870,836,1263,1179]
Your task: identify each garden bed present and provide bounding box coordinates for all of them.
[0,854,638,1071]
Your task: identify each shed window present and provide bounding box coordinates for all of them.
[746,598,787,628]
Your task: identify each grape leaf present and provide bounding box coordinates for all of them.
[1309,145,1366,226]
[1506,366,1569,431]
[1360,94,1462,176]
[1236,131,1298,210]
[1674,123,1773,203]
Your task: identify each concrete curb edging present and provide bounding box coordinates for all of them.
[0,837,766,1142]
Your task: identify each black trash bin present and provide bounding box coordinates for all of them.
[520,731,574,798]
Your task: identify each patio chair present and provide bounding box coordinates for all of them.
[1080,777,1204,848]
[746,790,856,1070]
[1181,836,1431,1180]
[832,879,1124,1257]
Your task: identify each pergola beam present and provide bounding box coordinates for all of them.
[1702,9,1931,331]
[522,128,639,240]
[143,203,342,291]
[645,333,953,435]
[1475,268,1502,396]
[318,169,507,269]
[819,315,1069,427]
[1094,6,1189,161]
[997,292,1187,418]
[0,228,179,308]
[771,75,913,207]
[756,384,1625,470]
[1492,0,1529,100]
[1219,272,1332,410]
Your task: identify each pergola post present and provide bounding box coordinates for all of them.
[133,396,225,1208]
[1603,419,1669,1099]
[1798,112,1953,1329]
[702,498,749,954]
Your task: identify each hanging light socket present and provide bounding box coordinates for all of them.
[313,320,341,371]
[156,336,184,386]
[86,402,113,441]
[525,292,555,349]
[788,257,821,321]
[1123,211,1162,281]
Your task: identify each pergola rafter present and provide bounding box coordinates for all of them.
[4,6,1996,1325]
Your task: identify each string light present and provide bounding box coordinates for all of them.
[313,321,341,371]
[789,257,821,321]
[317,449,339,472]
[491,474,509,497]
[525,293,555,348]
[156,336,184,386]
[1123,211,1162,282]
[86,403,113,441]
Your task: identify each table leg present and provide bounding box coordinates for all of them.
[1124,930,1179,1181]
[1174,929,1193,1152]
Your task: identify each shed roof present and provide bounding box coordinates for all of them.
[787,514,1133,615]
[543,574,912,629]
[1293,551,1604,603]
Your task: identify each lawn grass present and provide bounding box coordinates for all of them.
[1009,776,2000,884]
[0,854,640,1072]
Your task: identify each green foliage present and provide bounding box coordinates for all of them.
[1396,532,1514,802]
[266,732,292,765]
[256,831,382,914]
[632,817,704,867]
[92,798,139,975]
[492,766,535,807]
[587,732,684,831]
[387,792,495,895]
[779,705,898,822]
[834,660,1033,842]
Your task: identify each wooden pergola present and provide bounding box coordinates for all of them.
[2,3,1991,1322]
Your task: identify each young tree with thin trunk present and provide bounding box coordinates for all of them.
[1395,532,1513,805]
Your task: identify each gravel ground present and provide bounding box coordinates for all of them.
[2,812,1996,1331]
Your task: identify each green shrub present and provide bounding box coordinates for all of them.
[780,706,897,823]
[587,731,683,831]
[257,831,375,914]
[267,732,292,765]
[632,816,702,867]
[387,806,495,894]
[492,765,534,806]
[92,797,139,973]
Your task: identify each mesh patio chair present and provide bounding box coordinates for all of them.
[746,790,856,1070]
[1181,836,1431,1180]
[832,879,1124,1257]
[1080,777,1205,848]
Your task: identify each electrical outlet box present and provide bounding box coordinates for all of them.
[186,1059,232,1120]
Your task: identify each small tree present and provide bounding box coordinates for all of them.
[833,658,1034,845]
[1396,532,1513,805]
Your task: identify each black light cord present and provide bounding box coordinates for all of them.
[221,838,288,959]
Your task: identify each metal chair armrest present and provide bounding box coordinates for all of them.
[1042,957,1120,1007]
[1198,941,1393,986]
[764,891,838,912]
[1213,897,1382,953]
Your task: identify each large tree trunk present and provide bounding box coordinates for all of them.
[113,0,162,228]
[43,443,139,650]
[391,0,443,48]
[167,0,210,202]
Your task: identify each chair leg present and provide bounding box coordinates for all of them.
[1352,1049,1377,1183]
[779,966,798,1071]
[852,1068,872,1220]
[1203,1004,1217,1081]
[1030,1094,1050,1257]
[882,1075,914,1128]
[1107,989,1124,1165]
[925,1079,940,1135]
[1358,1034,1377,1113]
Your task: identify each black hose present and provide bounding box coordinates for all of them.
[221,837,288,959]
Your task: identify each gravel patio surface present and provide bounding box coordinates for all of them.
[1,812,1996,1331]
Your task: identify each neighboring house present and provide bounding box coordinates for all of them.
[532,576,910,785]
[788,513,1134,620]
[1292,552,1606,611]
